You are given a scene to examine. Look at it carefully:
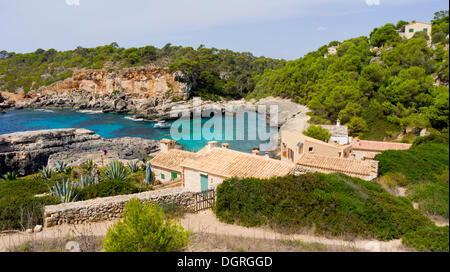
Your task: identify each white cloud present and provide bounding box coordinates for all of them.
[365,0,381,6]
[65,0,80,6]
[318,26,327,31]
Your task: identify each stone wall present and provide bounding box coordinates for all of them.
[44,187,194,228]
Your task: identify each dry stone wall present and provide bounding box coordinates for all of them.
[44,187,194,228]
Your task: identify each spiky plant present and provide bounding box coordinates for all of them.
[81,159,97,173]
[48,178,79,203]
[40,166,53,179]
[103,160,130,181]
[53,161,67,174]
[1,172,17,181]
[127,161,139,173]
[79,174,98,188]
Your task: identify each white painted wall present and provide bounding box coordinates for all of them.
[153,167,180,184]
[183,168,225,192]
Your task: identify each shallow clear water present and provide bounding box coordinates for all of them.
[0,109,275,153]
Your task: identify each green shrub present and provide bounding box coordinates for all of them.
[0,195,59,230]
[78,180,139,200]
[103,198,189,252]
[48,178,80,203]
[0,178,59,231]
[1,172,17,181]
[303,125,332,142]
[102,161,130,181]
[377,136,449,218]
[214,173,433,240]
[402,226,449,252]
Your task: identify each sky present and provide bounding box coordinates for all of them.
[0,0,448,60]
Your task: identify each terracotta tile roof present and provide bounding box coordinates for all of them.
[150,149,196,172]
[181,147,294,179]
[298,154,377,177]
[352,139,412,152]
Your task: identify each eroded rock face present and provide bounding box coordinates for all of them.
[7,67,193,116]
[0,129,160,176]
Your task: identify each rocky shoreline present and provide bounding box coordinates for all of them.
[0,128,161,176]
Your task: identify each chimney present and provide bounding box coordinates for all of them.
[160,139,174,153]
[252,149,259,156]
[336,119,341,127]
[221,143,229,149]
[208,141,218,151]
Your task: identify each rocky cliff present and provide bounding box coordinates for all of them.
[1,67,193,117]
[0,129,160,176]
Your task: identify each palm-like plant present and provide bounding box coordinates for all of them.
[127,161,139,173]
[48,178,79,203]
[1,172,17,181]
[79,174,98,188]
[103,160,130,181]
[40,165,53,179]
[53,161,67,174]
[81,159,97,173]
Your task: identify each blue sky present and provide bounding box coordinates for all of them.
[0,0,448,60]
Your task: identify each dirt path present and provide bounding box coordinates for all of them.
[0,210,407,252]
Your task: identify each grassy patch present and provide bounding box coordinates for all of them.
[214,173,433,241]
[402,226,449,252]
[377,135,449,218]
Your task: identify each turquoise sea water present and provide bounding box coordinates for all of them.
[0,109,275,153]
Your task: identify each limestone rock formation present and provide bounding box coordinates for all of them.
[0,128,160,176]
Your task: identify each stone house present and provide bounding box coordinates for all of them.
[398,22,432,40]
[324,45,339,58]
[280,128,378,180]
[150,139,196,184]
[151,140,294,192]
[351,138,412,160]
[180,142,295,192]
[280,129,353,164]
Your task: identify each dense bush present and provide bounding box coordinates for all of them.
[402,226,449,252]
[0,178,59,231]
[214,173,433,240]
[303,125,331,142]
[103,198,189,252]
[377,134,449,218]
[78,179,139,200]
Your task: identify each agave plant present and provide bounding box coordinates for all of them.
[48,178,79,203]
[40,165,53,179]
[103,160,130,181]
[81,159,97,173]
[53,161,67,174]
[1,172,17,181]
[127,161,139,173]
[79,174,98,188]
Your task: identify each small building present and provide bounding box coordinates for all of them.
[351,138,412,160]
[297,153,379,181]
[281,129,353,164]
[324,45,339,58]
[150,139,196,184]
[398,22,432,40]
[318,120,350,145]
[180,142,295,192]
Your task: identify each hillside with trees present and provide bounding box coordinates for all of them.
[248,10,449,140]
[0,43,285,101]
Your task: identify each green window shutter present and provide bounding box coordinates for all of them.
[161,173,165,180]
[171,172,178,179]
[423,28,428,32]
[409,28,414,33]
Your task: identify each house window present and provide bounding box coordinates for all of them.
[423,28,428,32]
[171,172,178,179]
[309,147,314,153]
[409,28,414,33]
[351,153,356,159]
[161,173,165,180]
